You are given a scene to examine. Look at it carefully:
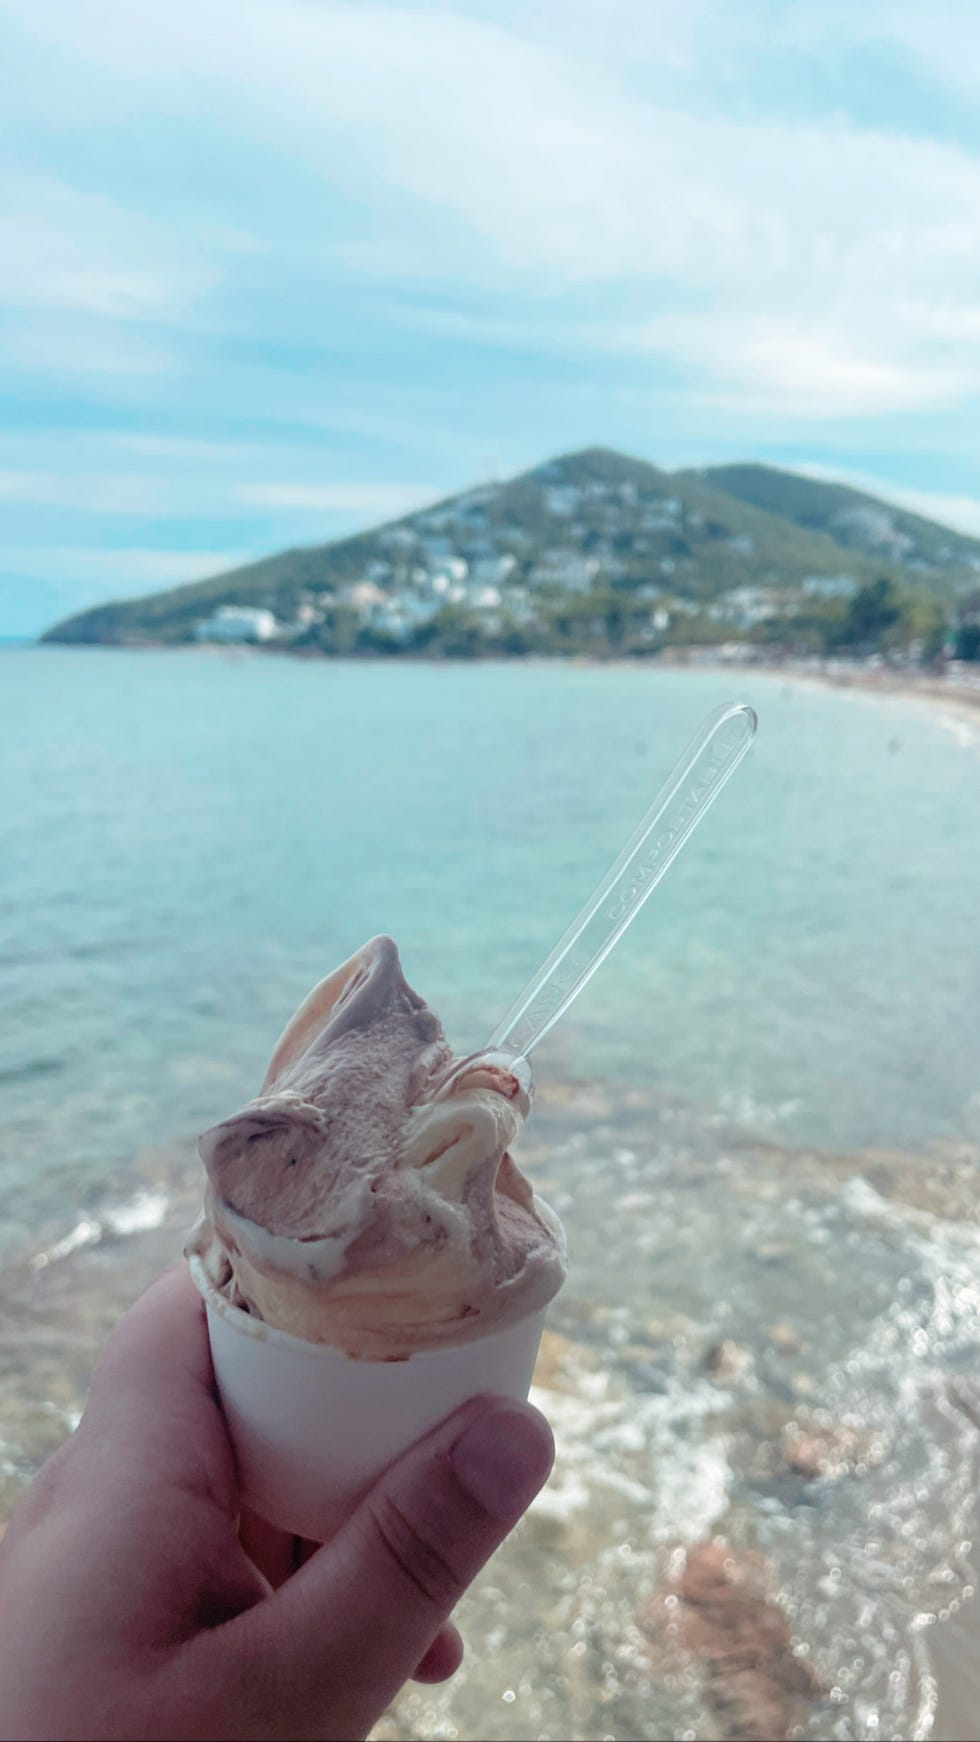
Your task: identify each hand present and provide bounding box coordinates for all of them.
[0,1267,554,1740]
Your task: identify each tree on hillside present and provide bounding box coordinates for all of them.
[954,590,980,661]
[839,575,903,647]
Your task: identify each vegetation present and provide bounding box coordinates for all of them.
[41,448,980,663]
[696,463,980,588]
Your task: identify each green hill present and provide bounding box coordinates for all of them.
[41,447,979,657]
[697,462,980,589]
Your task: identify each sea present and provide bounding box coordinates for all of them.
[2,645,979,1741]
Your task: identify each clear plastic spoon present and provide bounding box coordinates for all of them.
[487,700,757,1061]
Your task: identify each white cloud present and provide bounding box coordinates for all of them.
[235,480,434,516]
[98,435,268,466]
[6,2,978,279]
[683,320,977,418]
[1,547,251,589]
[0,470,168,512]
[739,332,968,418]
[801,1,980,101]
[1,324,178,378]
[0,171,219,319]
[2,0,980,425]
[0,458,441,521]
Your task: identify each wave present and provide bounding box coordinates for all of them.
[27,1189,171,1273]
[0,1055,64,1086]
[3,1092,979,1740]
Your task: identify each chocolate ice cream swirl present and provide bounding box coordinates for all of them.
[189,936,566,1359]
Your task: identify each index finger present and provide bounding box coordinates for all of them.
[82,1263,236,1508]
[92,1263,211,1399]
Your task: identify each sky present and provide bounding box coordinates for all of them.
[2,0,980,636]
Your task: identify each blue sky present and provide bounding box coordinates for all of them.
[2,0,980,635]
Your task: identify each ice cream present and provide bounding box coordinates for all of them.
[188,936,566,1360]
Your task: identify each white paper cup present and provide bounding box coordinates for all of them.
[188,1254,550,1541]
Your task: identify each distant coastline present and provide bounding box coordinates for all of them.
[730,656,980,722]
[22,633,980,725]
[666,649,980,722]
[35,451,980,674]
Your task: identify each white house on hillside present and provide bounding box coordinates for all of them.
[195,605,278,643]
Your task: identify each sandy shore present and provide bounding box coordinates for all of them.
[690,656,980,727]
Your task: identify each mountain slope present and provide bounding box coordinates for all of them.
[40,446,975,648]
[697,463,980,585]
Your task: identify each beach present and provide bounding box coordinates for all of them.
[754,660,980,726]
[669,650,980,725]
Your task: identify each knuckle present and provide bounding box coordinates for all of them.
[365,1490,468,1614]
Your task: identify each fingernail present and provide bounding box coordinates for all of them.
[450,1402,554,1521]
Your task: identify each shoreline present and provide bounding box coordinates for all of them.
[5,636,978,1739]
[2,1097,978,1742]
[22,638,980,724]
[2,1092,978,1741]
[718,657,980,726]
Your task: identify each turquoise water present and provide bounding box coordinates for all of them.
[1,646,978,1249]
[3,647,980,1740]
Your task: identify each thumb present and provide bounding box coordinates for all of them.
[218,1394,554,1741]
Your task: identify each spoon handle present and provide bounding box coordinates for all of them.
[487,701,757,1060]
